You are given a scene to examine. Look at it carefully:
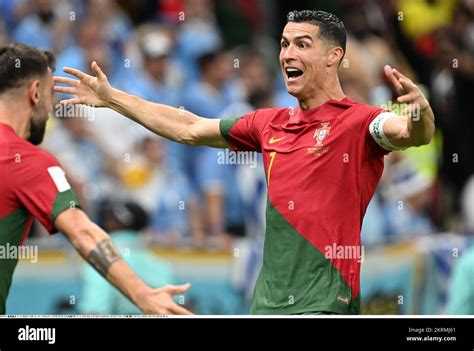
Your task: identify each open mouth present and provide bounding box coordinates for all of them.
[285,67,304,80]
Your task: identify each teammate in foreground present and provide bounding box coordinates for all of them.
[54,10,435,314]
[0,43,192,315]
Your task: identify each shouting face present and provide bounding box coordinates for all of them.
[280,21,342,101]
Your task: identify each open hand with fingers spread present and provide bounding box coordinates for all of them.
[54,61,114,107]
[135,283,193,315]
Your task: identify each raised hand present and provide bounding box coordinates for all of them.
[53,61,113,107]
[384,64,430,113]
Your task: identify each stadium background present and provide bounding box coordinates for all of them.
[1,0,473,314]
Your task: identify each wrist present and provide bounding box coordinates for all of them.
[129,281,152,306]
[107,88,121,108]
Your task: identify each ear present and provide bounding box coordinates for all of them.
[327,47,344,67]
[28,80,41,107]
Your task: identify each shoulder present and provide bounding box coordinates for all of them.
[0,125,58,167]
[248,107,290,122]
[17,144,59,170]
[10,142,61,183]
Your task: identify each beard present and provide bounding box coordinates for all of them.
[27,105,48,145]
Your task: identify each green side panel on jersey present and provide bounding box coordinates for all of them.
[219,117,241,143]
[51,189,80,225]
[0,208,30,314]
[250,198,360,315]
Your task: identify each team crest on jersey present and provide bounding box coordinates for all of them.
[308,122,331,156]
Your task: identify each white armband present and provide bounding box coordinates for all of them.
[369,111,406,151]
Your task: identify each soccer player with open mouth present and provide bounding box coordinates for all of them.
[54,10,435,315]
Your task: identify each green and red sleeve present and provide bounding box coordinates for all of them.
[219,110,264,152]
[11,149,79,236]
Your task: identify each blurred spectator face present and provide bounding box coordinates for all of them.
[201,52,232,86]
[63,117,90,139]
[33,0,54,16]
[88,0,113,15]
[280,22,331,99]
[184,0,213,20]
[85,45,112,75]
[407,189,431,213]
[142,137,164,164]
[241,54,271,96]
[141,31,173,82]
[344,7,370,40]
[213,53,232,84]
[77,18,104,49]
[144,56,168,81]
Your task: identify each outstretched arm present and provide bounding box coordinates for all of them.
[382,65,435,148]
[55,208,192,315]
[54,62,228,148]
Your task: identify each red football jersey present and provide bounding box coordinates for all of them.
[0,123,79,314]
[220,97,391,314]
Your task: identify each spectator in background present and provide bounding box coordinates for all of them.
[211,50,274,246]
[120,136,203,247]
[70,41,152,160]
[80,200,175,315]
[44,113,119,219]
[381,155,435,242]
[116,25,186,172]
[340,2,398,106]
[175,0,222,83]
[183,49,235,118]
[446,244,474,314]
[116,25,182,108]
[430,8,474,223]
[85,0,133,65]
[12,0,72,53]
[446,175,474,314]
[55,16,106,76]
[175,49,236,248]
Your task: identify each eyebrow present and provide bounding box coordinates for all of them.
[281,35,314,42]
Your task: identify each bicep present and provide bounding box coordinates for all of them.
[191,118,229,148]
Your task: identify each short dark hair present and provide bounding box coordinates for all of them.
[197,49,225,74]
[287,10,346,56]
[0,43,55,94]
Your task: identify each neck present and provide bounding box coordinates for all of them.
[298,73,345,110]
[0,98,30,139]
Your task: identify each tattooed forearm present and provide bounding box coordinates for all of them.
[87,238,122,277]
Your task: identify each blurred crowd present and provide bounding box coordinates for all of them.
[1,0,473,252]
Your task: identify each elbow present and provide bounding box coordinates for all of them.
[177,134,200,146]
[176,122,201,146]
[420,127,436,146]
[411,133,434,147]
[409,125,435,147]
